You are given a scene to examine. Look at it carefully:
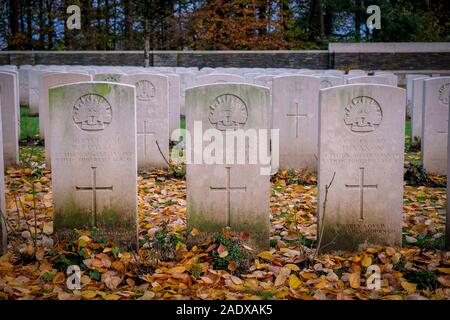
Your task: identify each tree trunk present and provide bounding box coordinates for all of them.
[104,0,110,49]
[124,0,134,49]
[354,0,362,42]
[46,0,55,49]
[26,2,33,49]
[37,0,45,49]
[9,0,19,49]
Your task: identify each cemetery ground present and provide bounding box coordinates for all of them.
[1,117,450,301]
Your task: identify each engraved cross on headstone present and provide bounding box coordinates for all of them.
[209,166,247,227]
[137,120,156,156]
[345,167,378,220]
[286,102,309,138]
[75,167,113,226]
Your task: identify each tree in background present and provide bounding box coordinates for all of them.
[0,0,448,51]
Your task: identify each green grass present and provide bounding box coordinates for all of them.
[404,118,413,150]
[20,107,40,141]
[180,115,186,130]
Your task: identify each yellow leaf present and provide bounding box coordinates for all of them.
[361,255,372,267]
[258,251,273,261]
[401,281,417,294]
[104,294,121,300]
[366,247,381,253]
[81,290,98,299]
[349,272,360,289]
[0,261,13,272]
[285,264,300,271]
[315,278,329,289]
[176,242,186,252]
[190,228,199,237]
[437,268,450,275]
[288,274,301,289]
[78,235,91,243]
[300,272,317,280]
[384,295,403,300]
[167,266,186,274]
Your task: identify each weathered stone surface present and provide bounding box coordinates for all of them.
[319,75,345,89]
[0,71,20,166]
[273,75,321,171]
[406,74,426,117]
[421,77,450,175]
[186,83,271,250]
[41,72,92,167]
[122,74,169,169]
[446,89,450,249]
[318,84,405,252]
[93,73,125,82]
[411,77,430,142]
[49,82,138,249]
[195,74,245,86]
[166,74,181,135]
[0,97,6,255]
[347,75,397,86]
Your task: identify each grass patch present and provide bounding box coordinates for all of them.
[20,107,40,143]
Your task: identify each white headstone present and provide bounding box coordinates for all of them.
[0,72,20,166]
[186,84,271,250]
[41,72,93,167]
[406,74,426,117]
[19,65,32,106]
[0,97,6,254]
[195,74,245,86]
[122,74,170,169]
[29,70,63,115]
[446,88,450,249]
[166,74,181,135]
[319,75,345,89]
[94,73,125,82]
[49,82,138,248]
[347,75,397,86]
[253,75,275,92]
[273,75,320,171]
[421,77,450,175]
[411,77,430,142]
[318,84,405,252]
[178,72,196,115]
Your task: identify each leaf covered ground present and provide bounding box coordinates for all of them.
[0,143,449,301]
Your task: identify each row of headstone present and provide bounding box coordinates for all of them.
[7,75,450,253]
[421,77,450,175]
[37,72,172,170]
[0,71,20,167]
[184,82,406,252]
[0,66,18,254]
[3,64,447,254]
[407,76,450,175]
